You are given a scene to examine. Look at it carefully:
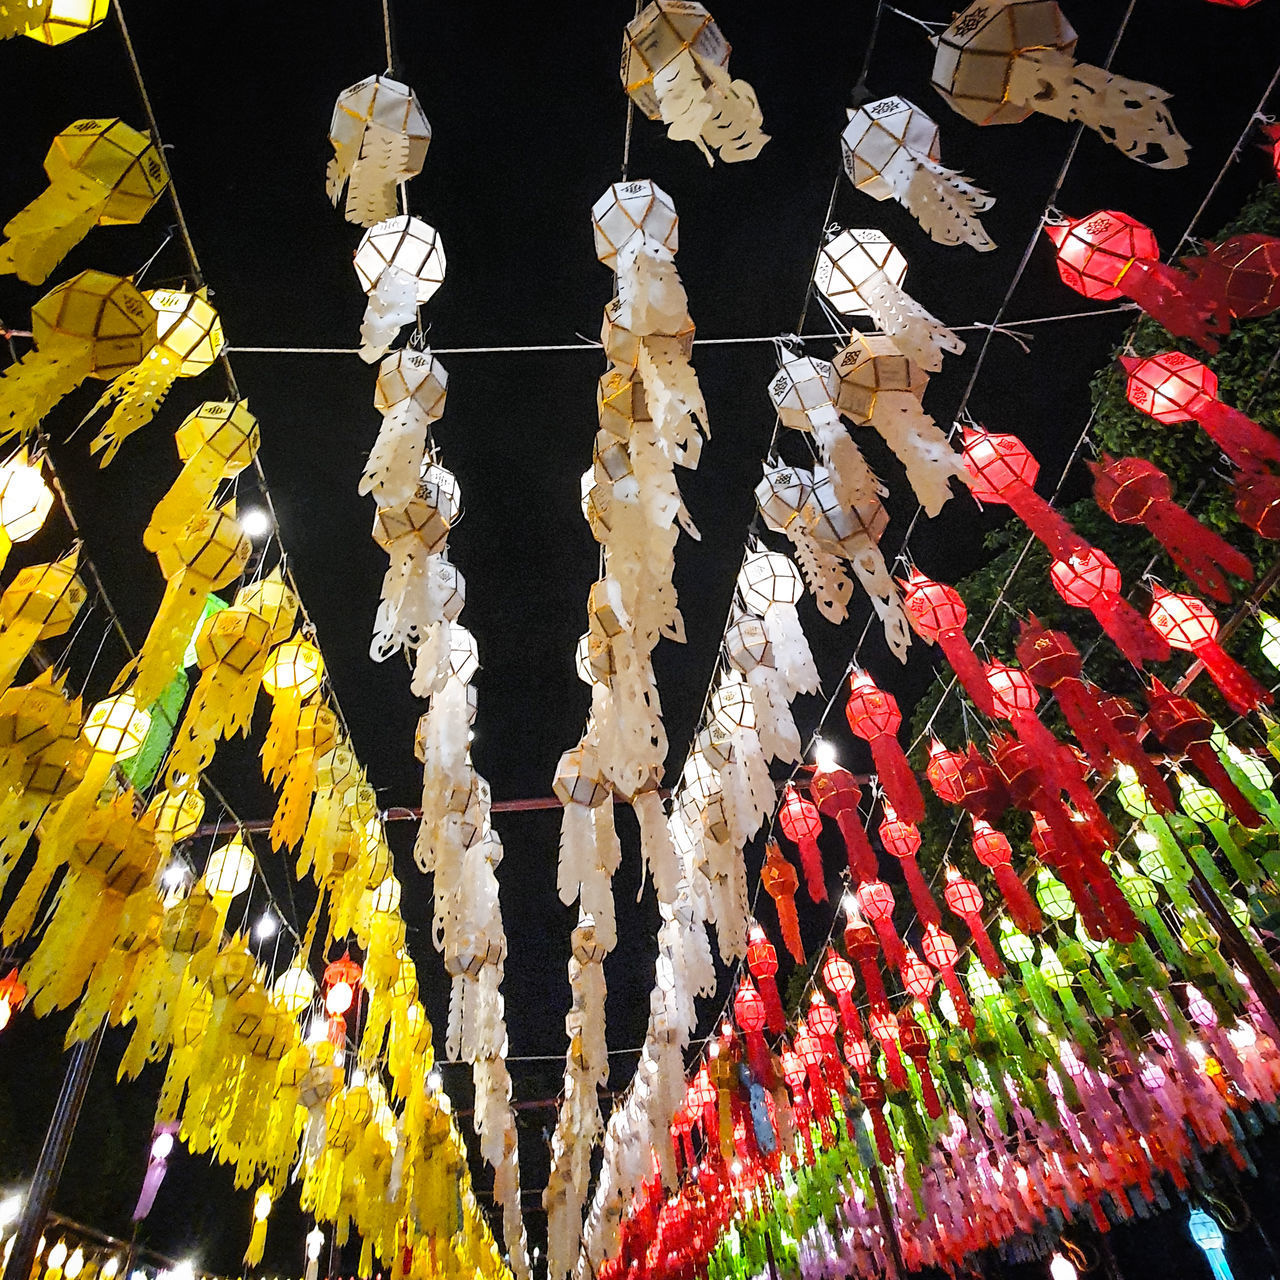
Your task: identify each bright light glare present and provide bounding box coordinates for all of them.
[427,1068,443,1093]
[814,739,838,772]
[239,506,273,539]
[255,913,278,940]
[0,1195,21,1231]
[161,863,187,890]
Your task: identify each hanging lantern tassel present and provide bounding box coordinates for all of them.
[0,118,168,286]
[814,229,964,372]
[845,670,924,821]
[0,270,157,443]
[245,1186,272,1267]
[841,96,995,250]
[733,979,772,1084]
[1149,585,1273,716]
[353,215,446,362]
[1182,233,1280,322]
[1145,679,1263,828]
[934,3,1188,168]
[879,804,942,926]
[896,1012,942,1118]
[554,743,615,930]
[760,839,803,963]
[1090,454,1253,604]
[835,335,971,516]
[901,571,997,715]
[1122,351,1280,471]
[725,615,801,763]
[942,867,1005,978]
[0,551,87,693]
[1049,548,1171,667]
[360,349,448,507]
[857,880,905,970]
[133,505,250,706]
[89,288,224,464]
[621,5,768,164]
[327,75,431,227]
[778,784,826,904]
[962,425,1087,561]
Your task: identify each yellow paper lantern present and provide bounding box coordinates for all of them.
[90,288,224,464]
[0,551,87,692]
[20,0,109,44]
[272,963,317,1014]
[0,271,157,443]
[263,639,324,700]
[146,785,205,854]
[84,692,150,760]
[0,449,53,566]
[0,120,166,285]
[370,876,401,914]
[202,835,254,898]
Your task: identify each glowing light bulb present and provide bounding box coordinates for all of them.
[814,739,838,772]
[239,506,273,539]
[255,913,277,940]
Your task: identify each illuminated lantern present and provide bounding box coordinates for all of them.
[1148,584,1273,715]
[132,1122,178,1222]
[840,95,994,250]
[925,737,966,805]
[272,962,317,1015]
[777,784,826,903]
[322,952,363,1047]
[245,1185,272,1267]
[896,1012,942,1118]
[1261,612,1280,671]
[856,879,904,969]
[810,767,876,881]
[793,1028,835,1142]
[1122,351,1280,469]
[858,1071,894,1164]
[0,270,157,442]
[0,551,86,693]
[0,119,167,286]
[1049,548,1170,666]
[733,978,771,1084]
[1089,454,1253,604]
[1035,869,1076,922]
[1145,678,1262,827]
[262,638,325,776]
[620,1,767,164]
[815,228,963,370]
[1185,234,1280,319]
[933,3,1187,167]
[806,992,841,1072]
[866,1007,909,1092]
[921,923,973,1031]
[201,834,254,935]
[942,869,1004,979]
[760,840,803,963]
[900,571,997,714]
[900,945,936,1001]
[1016,618,1175,812]
[878,802,941,926]
[962,425,1087,561]
[326,75,431,227]
[845,670,923,821]
[133,505,250,705]
[745,923,785,1032]
[820,948,858,1035]
[971,818,1043,935]
[362,348,449,507]
[1233,466,1280,540]
[1188,1209,1235,1280]
[0,449,52,573]
[0,968,26,1031]
[1048,213,1225,347]
[843,900,889,1012]
[353,215,446,362]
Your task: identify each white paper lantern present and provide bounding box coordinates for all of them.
[738,548,803,611]
[814,229,907,318]
[591,180,678,267]
[353,216,446,362]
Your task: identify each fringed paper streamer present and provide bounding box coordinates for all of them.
[621,3,768,164]
[0,118,167,285]
[89,288,224,463]
[934,0,1187,168]
[353,216,445,362]
[327,75,431,227]
[361,349,448,507]
[842,96,994,250]
[0,270,157,443]
[725,614,801,764]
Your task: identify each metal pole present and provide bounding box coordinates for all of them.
[865,1153,904,1280]
[2,1021,106,1280]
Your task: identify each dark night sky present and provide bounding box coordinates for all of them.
[2,1,1280,1276]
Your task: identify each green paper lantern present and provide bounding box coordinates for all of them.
[1035,869,1075,921]
[1040,947,1072,992]
[999,918,1035,965]
[1178,770,1226,824]
[1115,763,1158,818]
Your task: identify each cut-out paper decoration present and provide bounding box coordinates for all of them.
[1089,454,1253,604]
[1234,466,1280,539]
[942,866,1003,977]
[933,0,1188,167]
[834,333,970,515]
[841,95,994,250]
[1148,584,1273,715]
[327,75,431,227]
[353,215,445,362]
[1048,547,1171,666]
[360,348,448,507]
[760,838,803,962]
[1121,350,1280,470]
[0,270,157,442]
[620,0,767,164]
[89,288,224,463]
[0,449,52,572]
[3,0,107,43]
[815,228,963,371]
[724,610,803,765]
[812,766,876,881]
[0,118,167,285]
[900,571,997,714]
[1047,212,1226,350]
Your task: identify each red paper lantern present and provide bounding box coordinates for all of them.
[857,878,905,968]
[820,948,859,1035]
[1185,234,1280,318]
[844,1030,872,1077]
[858,1072,894,1164]
[1049,548,1170,665]
[1122,351,1280,470]
[1046,211,1227,350]
[971,817,1044,935]
[323,952,363,1047]
[733,978,772,1085]
[879,802,942,927]
[1090,453,1253,603]
[961,426,1086,561]
[943,865,1005,978]
[900,945,936,1000]
[778,784,827,904]
[921,922,974,1031]
[811,767,877,881]
[900,570,997,715]
[793,1027,835,1141]
[846,671,923,822]
[926,738,967,805]
[843,902,890,1012]
[896,1011,942,1119]
[806,991,841,1065]
[866,1006,909,1091]
[1148,583,1273,715]
[746,924,785,1034]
